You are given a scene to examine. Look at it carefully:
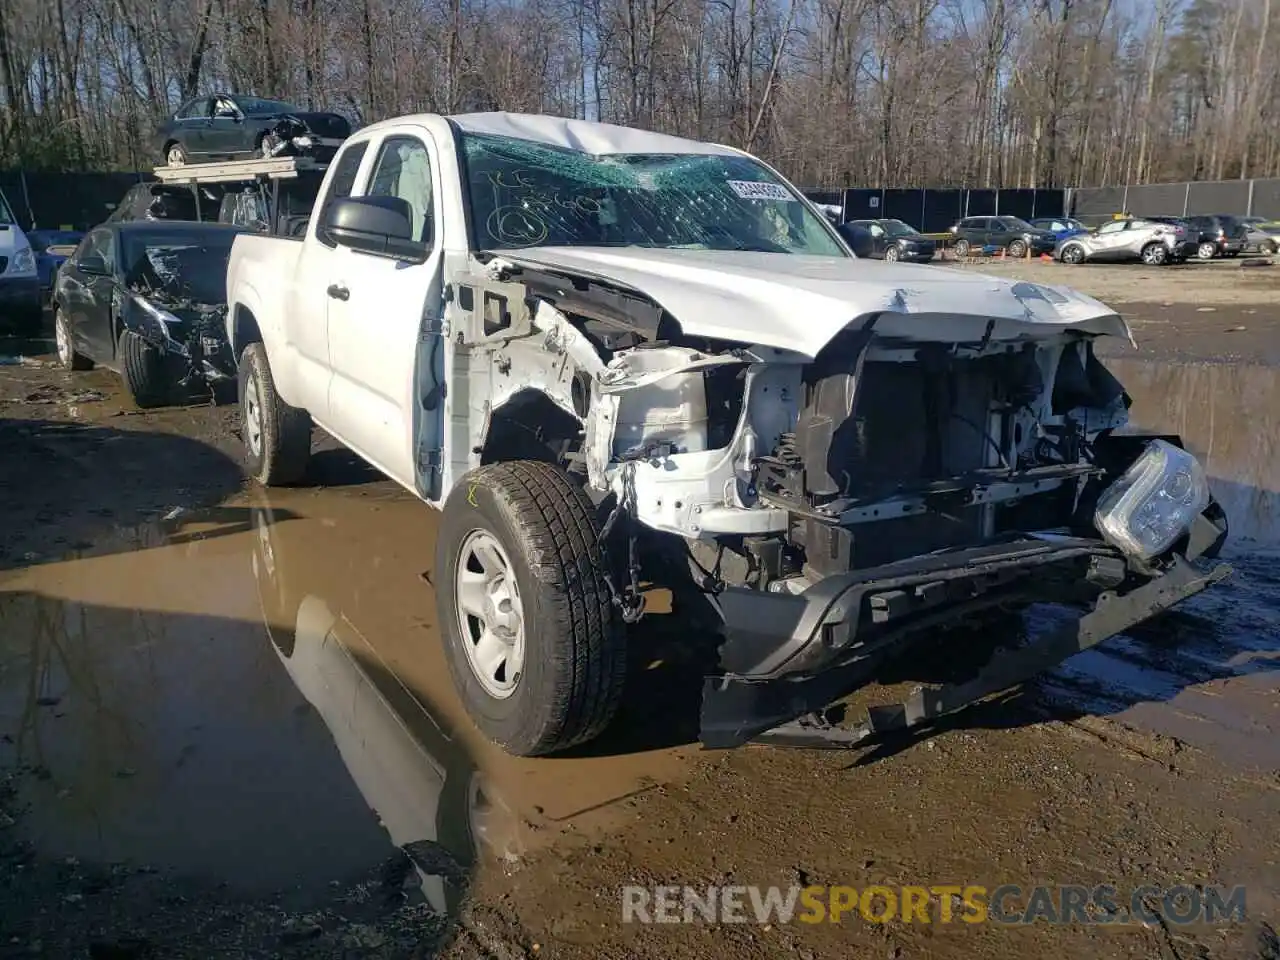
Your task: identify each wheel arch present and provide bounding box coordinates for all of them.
[230,302,264,359]
[480,387,585,469]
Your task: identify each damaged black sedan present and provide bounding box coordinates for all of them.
[155,94,350,166]
[52,222,248,407]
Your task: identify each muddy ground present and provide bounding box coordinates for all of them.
[0,259,1278,960]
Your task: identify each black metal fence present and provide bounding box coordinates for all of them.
[0,170,151,231]
[805,188,1068,233]
[1069,178,1280,221]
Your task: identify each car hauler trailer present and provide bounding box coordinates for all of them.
[151,156,330,236]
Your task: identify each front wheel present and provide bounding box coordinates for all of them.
[1061,244,1085,264]
[165,142,187,166]
[884,246,900,262]
[436,460,627,757]
[238,342,312,486]
[118,329,167,408]
[953,239,970,259]
[1197,241,1217,260]
[1007,238,1028,259]
[55,308,92,370]
[1140,242,1168,265]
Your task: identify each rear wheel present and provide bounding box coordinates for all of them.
[1007,238,1028,259]
[54,308,92,370]
[238,342,312,486]
[436,460,626,757]
[1140,242,1168,265]
[1197,241,1217,260]
[118,329,167,407]
[953,239,970,259]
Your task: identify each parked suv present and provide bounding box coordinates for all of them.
[1185,214,1247,259]
[949,216,1058,258]
[1056,218,1189,266]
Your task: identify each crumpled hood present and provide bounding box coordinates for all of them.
[497,247,1131,357]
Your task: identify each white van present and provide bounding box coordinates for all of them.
[0,187,42,334]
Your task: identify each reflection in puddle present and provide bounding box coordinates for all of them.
[1040,358,1280,768]
[0,492,694,911]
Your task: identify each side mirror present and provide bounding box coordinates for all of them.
[76,255,110,276]
[324,196,427,263]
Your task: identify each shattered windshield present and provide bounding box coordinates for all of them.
[458,133,845,256]
[121,229,241,306]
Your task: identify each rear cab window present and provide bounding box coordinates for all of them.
[314,141,370,246]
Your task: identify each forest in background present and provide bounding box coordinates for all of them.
[0,0,1276,189]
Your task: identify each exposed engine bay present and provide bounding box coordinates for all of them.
[437,251,1229,748]
[123,245,236,387]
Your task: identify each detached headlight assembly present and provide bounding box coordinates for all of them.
[1094,439,1209,560]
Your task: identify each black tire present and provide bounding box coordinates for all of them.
[164,141,187,166]
[436,460,626,757]
[54,307,92,370]
[238,342,312,486]
[953,239,970,259]
[1140,242,1168,265]
[1008,238,1028,259]
[1061,244,1085,264]
[118,329,167,408]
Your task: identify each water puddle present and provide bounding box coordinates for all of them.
[1039,357,1280,769]
[0,490,696,912]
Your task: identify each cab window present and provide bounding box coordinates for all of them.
[315,141,370,247]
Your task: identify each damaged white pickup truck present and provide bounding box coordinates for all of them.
[225,112,1231,757]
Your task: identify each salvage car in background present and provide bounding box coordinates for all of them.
[223,112,1231,761]
[52,221,248,406]
[155,95,351,166]
[27,229,84,302]
[840,218,936,262]
[0,187,42,334]
[1056,217,1189,265]
[1240,216,1280,254]
[1185,214,1248,259]
[949,216,1058,258]
[105,181,221,225]
[1029,217,1089,242]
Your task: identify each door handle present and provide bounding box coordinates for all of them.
[327,283,349,301]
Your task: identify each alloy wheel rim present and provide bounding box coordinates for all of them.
[244,374,263,457]
[55,312,71,365]
[454,529,525,699]
[167,147,184,165]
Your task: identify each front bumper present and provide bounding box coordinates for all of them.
[700,506,1230,749]
[0,275,42,324]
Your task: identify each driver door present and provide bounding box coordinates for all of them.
[1090,221,1129,260]
[325,130,445,491]
[868,222,888,256]
[206,97,246,156]
[64,228,119,360]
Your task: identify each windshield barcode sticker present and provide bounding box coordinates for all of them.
[727,180,794,201]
